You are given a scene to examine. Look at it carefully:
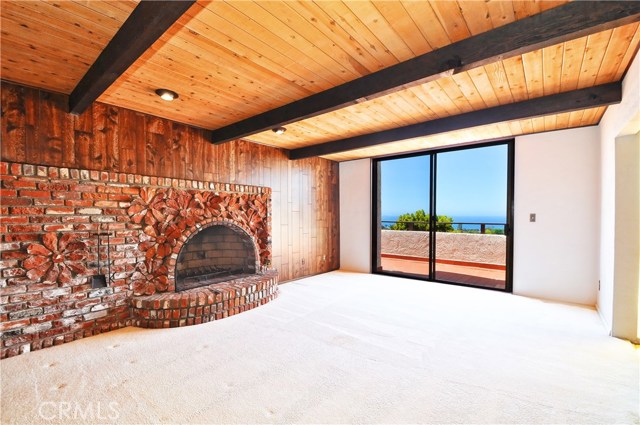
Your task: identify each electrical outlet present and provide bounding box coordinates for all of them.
[529,213,536,222]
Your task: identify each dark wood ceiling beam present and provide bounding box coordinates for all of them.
[69,0,196,115]
[288,83,622,159]
[209,1,640,144]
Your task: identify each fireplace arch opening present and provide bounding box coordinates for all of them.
[175,223,258,292]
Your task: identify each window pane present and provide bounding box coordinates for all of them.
[378,155,430,277]
[435,145,508,289]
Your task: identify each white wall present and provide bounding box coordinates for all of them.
[336,53,640,311]
[339,159,371,272]
[513,127,601,305]
[338,132,602,306]
[613,132,640,342]
[598,52,640,331]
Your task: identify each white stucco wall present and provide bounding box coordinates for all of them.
[339,159,371,272]
[381,230,506,265]
[513,126,600,305]
[598,52,640,332]
[613,132,640,342]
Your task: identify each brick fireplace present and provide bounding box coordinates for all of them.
[0,161,278,357]
[0,81,340,359]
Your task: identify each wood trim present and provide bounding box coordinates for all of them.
[289,82,622,159]
[69,1,196,115]
[209,1,640,144]
[380,253,506,271]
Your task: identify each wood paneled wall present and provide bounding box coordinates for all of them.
[1,81,339,282]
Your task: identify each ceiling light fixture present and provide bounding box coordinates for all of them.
[155,88,179,101]
[272,126,287,135]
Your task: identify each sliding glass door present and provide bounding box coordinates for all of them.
[434,144,510,289]
[373,140,513,292]
[375,155,431,278]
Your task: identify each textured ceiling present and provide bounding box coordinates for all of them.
[2,1,639,160]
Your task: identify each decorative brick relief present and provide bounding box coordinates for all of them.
[125,187,270,295]
[24,233,88,283]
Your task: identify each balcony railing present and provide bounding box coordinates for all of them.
[381,220,506,234]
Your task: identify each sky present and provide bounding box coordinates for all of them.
[380,144,507,220]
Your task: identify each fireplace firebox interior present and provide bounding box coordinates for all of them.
[175,224,257,292]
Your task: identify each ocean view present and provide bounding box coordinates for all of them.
[381,214,507,231]
[382,214,506,223]
[379,144,509,233]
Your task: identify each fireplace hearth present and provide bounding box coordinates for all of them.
[131,270,279,329]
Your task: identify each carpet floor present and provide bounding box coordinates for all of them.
[1,271,638,424]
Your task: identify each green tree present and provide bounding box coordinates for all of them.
[389,209,454,232]
[485,227,505,235]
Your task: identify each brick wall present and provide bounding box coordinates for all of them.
[0,161,271,358]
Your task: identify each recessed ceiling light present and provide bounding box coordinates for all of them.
[155,88,179,101]
[272,126,287,135]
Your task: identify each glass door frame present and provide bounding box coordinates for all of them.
[371,139,515,293]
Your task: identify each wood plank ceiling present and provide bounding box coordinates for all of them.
[2,1,639,161]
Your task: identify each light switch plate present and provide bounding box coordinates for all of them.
[530,213,536,222]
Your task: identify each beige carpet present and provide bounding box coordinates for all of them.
[1,271,638,424]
